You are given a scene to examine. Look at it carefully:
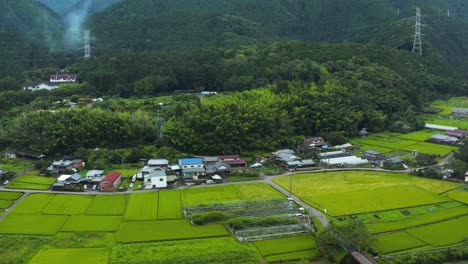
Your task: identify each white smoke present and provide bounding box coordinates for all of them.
[64,0,92,47]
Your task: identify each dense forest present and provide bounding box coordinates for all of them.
[0,0,466,156]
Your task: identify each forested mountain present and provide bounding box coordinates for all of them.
[0,0,65,78]
[37,0,120,15]
[86,0,467,72]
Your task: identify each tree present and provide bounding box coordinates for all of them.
[330,219,375,251]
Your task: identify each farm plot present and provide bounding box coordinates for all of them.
[253,234,318,257]
[111,237,262,264]
[265,249,319,263]
[445,189,468,204]
[351,131,458,156]
[0,214,69,235]
[0,191,22,209]
[365,204,468,233]
[61,215,122,232]
[85,195,127,215]
[182,183,283,207]
[30,248,110,264]
[0,158,34,174]
[0,200,13,209]
[407,216,468,247]
[158,190,183,219]
[124,192,158,220]
[42,195,93,215]
[400,142,457,157]
[116,219,229,243]
[5,175,55,190]
[308,185,448,216]
[12,193,55,214]
[374,232,426,254]
[0,191,23,200]
[399,130,440,141]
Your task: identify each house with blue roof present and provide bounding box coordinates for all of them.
[178,158,206,181]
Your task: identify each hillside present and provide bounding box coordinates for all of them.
[87,0,467,75]
[0,0,64,78]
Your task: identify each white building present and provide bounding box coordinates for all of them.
[144,171,167,189]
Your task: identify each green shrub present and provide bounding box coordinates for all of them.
[227,216,297,230]
[191,211,231,225]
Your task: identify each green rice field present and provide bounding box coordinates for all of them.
[368,205,468,233]
[110,237,262,264]
[407,216,468,247]
[0,200,13,209]
[85,195,127,215]
[116,219,229,243]
[158,190,183,219]
[5,175,56,190]
[0,191,22,209]
[274,171,462,216]
[253,234,318,257]
[124,192,158,220]
[0,191,23,200]
[61,215,122,232]
[13,194,55,214]
[265,249,320,263]
[30,248,110,264]
[182,182,284,206]
[311,185,448,216]
[0,214,69,235]
[445,189,468,204]
[42,195,93,215]
[374,232,426,254]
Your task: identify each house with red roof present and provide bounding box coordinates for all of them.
[219,155,247,169]
[100,172,122,192]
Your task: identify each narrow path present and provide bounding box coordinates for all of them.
[264,175,330,227]
[0,192,29,222]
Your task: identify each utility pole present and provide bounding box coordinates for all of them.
[447,10,450,17]
[158,102,164,139]
[412,8,423,55]
[397,8,400,15]
[84,30,91,59]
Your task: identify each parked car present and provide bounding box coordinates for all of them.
[206,180,215,185]
[92,185,97,190]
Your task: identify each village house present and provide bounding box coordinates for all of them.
[219,155,247,169]
[318,150,352,160]
[100,172,122,192]
[465,171,468,183]
[452,107,468,118]
[303,137,327,148]
[52,173,84,190]
[363,150,387,166]
[23,74,77,91]
[203,157,219,165]
[47,159,84,174]
[206,161,231,175]
[178,158,206,181]
[3,149,17,158]
[86,170,104,180]
[144,170,167,189]
[147,159,169,169]
[14,150,45,160]
[136,166,164,180]
[446,129,468,139]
